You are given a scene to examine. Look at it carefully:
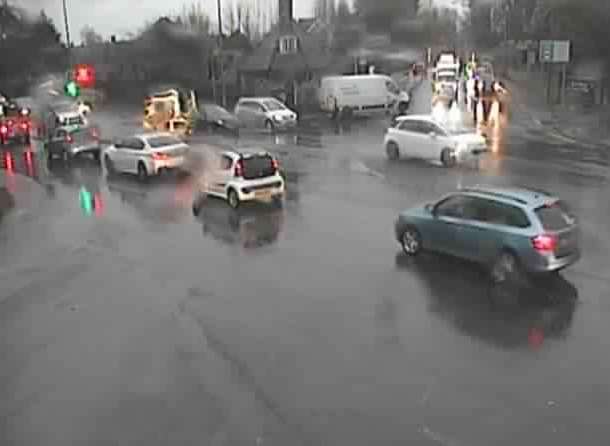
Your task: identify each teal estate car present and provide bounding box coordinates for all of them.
[394,185,580,284]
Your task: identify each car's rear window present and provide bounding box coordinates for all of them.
[147,135,182,148]
[535,200,575,231]
[242,155,275,179]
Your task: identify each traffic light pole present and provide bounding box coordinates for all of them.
[62,0,72,68]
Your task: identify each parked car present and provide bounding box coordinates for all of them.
[45,124,101,162]
[384,115,488,167]
[234,97,297,131]
[192,149,285,210]
[195,103,241,135]
[394,185,581,284]
[103,132,190,181]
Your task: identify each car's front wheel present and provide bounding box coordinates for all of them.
[105,155,115,175]
[227,188,240,209]
[441,148,457,167]
[137,161,148,182]
[386,142,400,161]
[400,225,422,256]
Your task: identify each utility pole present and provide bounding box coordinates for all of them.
[62,0,72,68]
[217,0,226,107]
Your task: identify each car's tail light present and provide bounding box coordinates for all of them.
[152,152,169,160]
[532,234,556,253]
[234,159,244,177]
[20,122,29,130]
[0,125,7,135]
[65,134,74,143]
[7,120,13,127]
[271,158,279,172]
[91,128,99,140]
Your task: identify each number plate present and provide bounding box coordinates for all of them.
[254,190,272,200]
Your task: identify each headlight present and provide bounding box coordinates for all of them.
[456,143,467,153]
[273,115,281,122]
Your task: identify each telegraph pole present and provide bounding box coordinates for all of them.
[62,0,72,69]
[217,0,226,107]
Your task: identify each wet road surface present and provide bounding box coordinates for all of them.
[1,80,609,446]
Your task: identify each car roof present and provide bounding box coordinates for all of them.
[459,184,558,208]
[133,132,176,140]
[394,114,435,123]
[222,148,271,158]
[237,97,276,102]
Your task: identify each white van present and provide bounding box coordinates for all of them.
[319,74,411,117]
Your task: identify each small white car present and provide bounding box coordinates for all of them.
[103,132,190,181]
[234,97,297,131]
[193,149,285,210]
[384,115,488,167]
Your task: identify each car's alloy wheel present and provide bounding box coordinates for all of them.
[401,226,421,256]
[491,251,519,284]
[441,148,456,167]
[386,142,400,161]
[137,162,148,181]
[227,189,239,209]
[105,155,115,175]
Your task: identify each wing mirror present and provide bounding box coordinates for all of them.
[425,203,435,215]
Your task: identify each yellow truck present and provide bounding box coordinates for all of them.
[143,88,198,136]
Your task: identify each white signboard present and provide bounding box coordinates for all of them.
[552,41,570,63]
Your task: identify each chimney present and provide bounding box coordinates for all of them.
[278,0,293,25]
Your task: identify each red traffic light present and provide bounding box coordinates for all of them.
[73,64,95,88]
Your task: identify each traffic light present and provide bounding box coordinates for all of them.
[73,64,95,88]
[79,187,104,216]
[64,80,80,97]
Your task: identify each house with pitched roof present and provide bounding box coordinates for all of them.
[238,0,332,110]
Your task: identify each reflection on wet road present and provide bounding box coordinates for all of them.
[1,79,609,446]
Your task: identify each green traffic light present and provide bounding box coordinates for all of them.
[65,80,80,97]
[79,187,92,216]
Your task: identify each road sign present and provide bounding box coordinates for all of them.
[540,40,553,62]
[539,40,570,63]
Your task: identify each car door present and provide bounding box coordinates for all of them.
[116,137,144,173]
[456,198,530,263]
[235,101,254,127]
[252,102,268,128]
[429,122,451,160]
[395,120,428,158]
[209,154,233,197]
[424,194,475,257]
[48,128,67,154]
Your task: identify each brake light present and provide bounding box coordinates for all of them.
[93,193,104,216]
[7,120,13,127]
[3,151,13,172]
[272,158,279,171]
[532,234,556,253]
[91,128,99,139]
[234,159,244,177]
[20,122,29,130]
[152,152,169,160]
[65,135,74,143]
[0,125,7,134]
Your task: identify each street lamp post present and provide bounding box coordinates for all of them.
[62,0,72,67]
[217,0,226,107]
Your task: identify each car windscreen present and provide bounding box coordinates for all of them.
[535,200,575,231]
[147,135,183,148]
[241,155,276,179]
[262,100,286,111]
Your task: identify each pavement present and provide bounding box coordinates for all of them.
[1,77,610,446]
[505,72,610,152]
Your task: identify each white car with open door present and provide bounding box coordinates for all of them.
[103,132,190,181]
[193,149,285,210]
[384,115,488,167]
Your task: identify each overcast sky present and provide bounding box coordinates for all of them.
[19,0,457,43]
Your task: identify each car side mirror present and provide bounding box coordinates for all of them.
[425,203,435,215]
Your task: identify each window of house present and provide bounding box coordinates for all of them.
[278,35,298,54]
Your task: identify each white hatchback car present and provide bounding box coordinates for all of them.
[384,115,488,167]
[193,149,285,210]
[104,132,190,181]
[234,97,297,131]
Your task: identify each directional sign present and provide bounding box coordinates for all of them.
[540,40,553,63]
[539,40,570,63]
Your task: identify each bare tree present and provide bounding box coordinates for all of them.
[80,25,103,45]
[179,1,210,35]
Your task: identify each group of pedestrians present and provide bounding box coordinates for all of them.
[463,74,507,127]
